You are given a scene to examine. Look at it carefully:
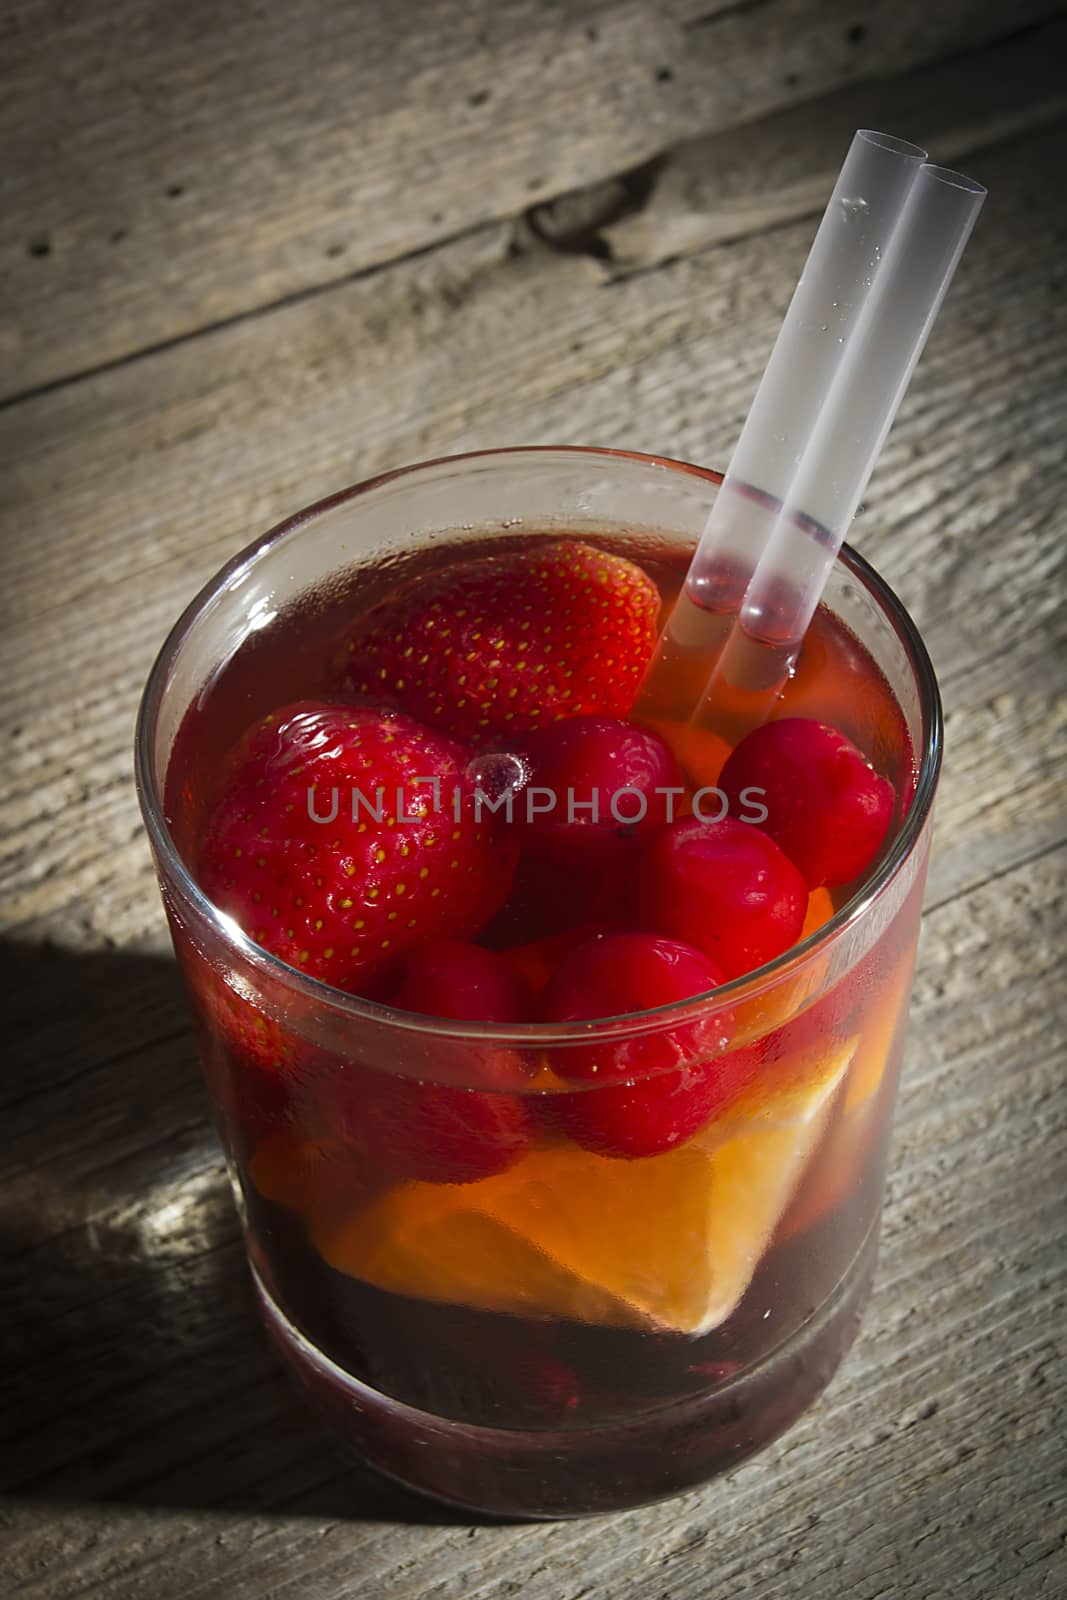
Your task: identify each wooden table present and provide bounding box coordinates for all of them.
[3,4,1065,1595]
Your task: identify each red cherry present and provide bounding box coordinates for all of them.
[303,944,536,1184]
[516,715,684,864]
[718,717,896,888]
[637,817,807,979]
[540,932,732,1082]
[437,1325,581,1420]
[552,1059,756,1161]
[506,1351,581,1415]
[393,940,532,1023]
[539,932,753,1159]
[497,921,619,998]
[389,940,536,1106]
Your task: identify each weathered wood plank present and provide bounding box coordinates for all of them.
[2,0,1061,396]
[4,30,1064,635]
[2,849,1063,1597]
[551,15,1067,269]
[2,25,1065,1598]
[2,107,1065,955]
[924,688,1067,911]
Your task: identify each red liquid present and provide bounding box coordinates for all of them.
[165,530,923,1516]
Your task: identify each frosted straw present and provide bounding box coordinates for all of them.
[633,130,927,717]
[634,134,986,737]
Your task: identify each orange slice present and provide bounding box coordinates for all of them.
[779,954,916,1242]
[712,1032,857,1133]
[249,1132,379,1225]
[310,1041,854,1335]
[843,946,916,1114]
[800,887,836,940]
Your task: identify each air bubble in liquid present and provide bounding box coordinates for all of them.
[464,750,530,804]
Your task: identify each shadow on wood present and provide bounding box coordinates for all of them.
[0,940,484,1526]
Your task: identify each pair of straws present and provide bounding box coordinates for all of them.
[636,131,986,741]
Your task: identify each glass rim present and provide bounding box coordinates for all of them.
[135,445,943,1045]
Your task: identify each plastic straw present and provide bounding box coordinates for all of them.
[634,133,986,737]
[634,131,927,718]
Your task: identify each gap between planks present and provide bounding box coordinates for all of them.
[4,0,1064,400]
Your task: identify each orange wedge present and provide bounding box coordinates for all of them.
[800,887,836,940]
[712,1032,856,1132]
[249,1131,379,1225]
[309,1040,854,1336]
[779,952,916,1241]
[843,945,916,1114]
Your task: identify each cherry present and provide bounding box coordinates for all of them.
[393,940,532,1023]
[505,1351,581,1416]
[637,817,807,979]
[539,932,755,1160]
[551,1057,757,1161]
[540,932,732,1082]
[516,715,684,864]
[718,717,896,888]
[498,922,619,999]
[304,942,536,1185]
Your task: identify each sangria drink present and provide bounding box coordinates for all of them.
[137,448,940,1517]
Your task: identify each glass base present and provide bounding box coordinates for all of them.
[253,1217,880,1520]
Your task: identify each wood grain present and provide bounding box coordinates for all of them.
[3,107,1065,949]
[2,9,1065,1597]
[1,849,1062,1597]
[2,0,1062,398]
[549,17,1067,268]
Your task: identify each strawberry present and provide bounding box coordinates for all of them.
[718,717,896,888]
[198,702,516,999]
[637,817,807,979]
[516,715,684,864]
[334,540,662,742]
[332,1060,533,1185]
[188,966,300,1147]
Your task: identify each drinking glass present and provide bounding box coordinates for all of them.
[136,448,941,1518]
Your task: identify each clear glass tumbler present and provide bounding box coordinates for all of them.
[136,448,941,1518]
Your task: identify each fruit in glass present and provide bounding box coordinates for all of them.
[136,448,940,1518]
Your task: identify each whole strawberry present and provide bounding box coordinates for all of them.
[198,702,516,996]
[334,540,662,742]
